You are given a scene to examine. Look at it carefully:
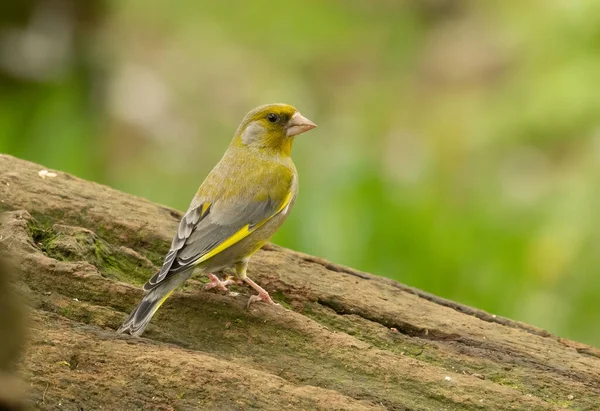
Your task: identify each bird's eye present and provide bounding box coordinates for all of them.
[267,113,279,123]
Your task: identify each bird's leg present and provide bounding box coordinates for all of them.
[203,273,235,292]
[235,260,279,307]
[244,277,278,307]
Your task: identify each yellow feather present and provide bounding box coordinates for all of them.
[155,289,174,311]
[280,137,295,157]
[201,202,211,217]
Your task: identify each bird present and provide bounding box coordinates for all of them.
[117,103,317,336]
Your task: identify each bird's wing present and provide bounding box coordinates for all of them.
[144,191,293,291]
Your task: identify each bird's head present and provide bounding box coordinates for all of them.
[233,104,317,156]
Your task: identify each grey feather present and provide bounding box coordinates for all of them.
[144,203,208,290]
[117,271,191,336]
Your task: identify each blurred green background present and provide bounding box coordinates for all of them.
[1,0,599,347]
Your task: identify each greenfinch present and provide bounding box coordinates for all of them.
[118,103,317,336]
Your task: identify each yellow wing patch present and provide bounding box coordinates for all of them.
[194,191,293,265]
[201,202,211,217]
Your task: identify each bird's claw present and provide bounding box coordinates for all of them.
[203,273,236,292]
[242,276,279,308]
[246,290,280,308]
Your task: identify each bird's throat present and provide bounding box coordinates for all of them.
[280,137,294,157]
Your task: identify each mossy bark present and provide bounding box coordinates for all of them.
[1,154,599,410]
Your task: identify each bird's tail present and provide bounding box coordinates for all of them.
[117,273,190,337]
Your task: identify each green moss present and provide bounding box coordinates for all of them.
[30,210,66,229]
[27,218,60,257]
[27,216,154,286]
[270,290,292,309]
[60,304,92,324]
[546,398,573,408]
[93,239,152,286]
[29,210,169,272]
[487,373,525,391]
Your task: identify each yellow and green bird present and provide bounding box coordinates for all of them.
[117,103,317,336]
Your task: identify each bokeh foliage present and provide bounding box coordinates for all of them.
[1,0,599,346]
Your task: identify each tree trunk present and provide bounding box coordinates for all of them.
[0,154,598,410]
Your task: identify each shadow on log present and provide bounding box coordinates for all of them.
[0,254,26,411]
[0,154,599,410]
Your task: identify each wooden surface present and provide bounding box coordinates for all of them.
[1,154,599,410]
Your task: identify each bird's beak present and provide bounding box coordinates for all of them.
[286,112,317,137]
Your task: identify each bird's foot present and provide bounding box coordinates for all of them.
[203,273,236,292]
[246,291,277,307]
[243,277,280,308]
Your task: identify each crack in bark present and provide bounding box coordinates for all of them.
[317,296,600,393]
[292,248,557,341]
[317,297,465,342]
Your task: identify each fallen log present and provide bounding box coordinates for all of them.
[0,154,598,410]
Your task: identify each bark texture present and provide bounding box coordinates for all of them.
[0,154,599,410]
